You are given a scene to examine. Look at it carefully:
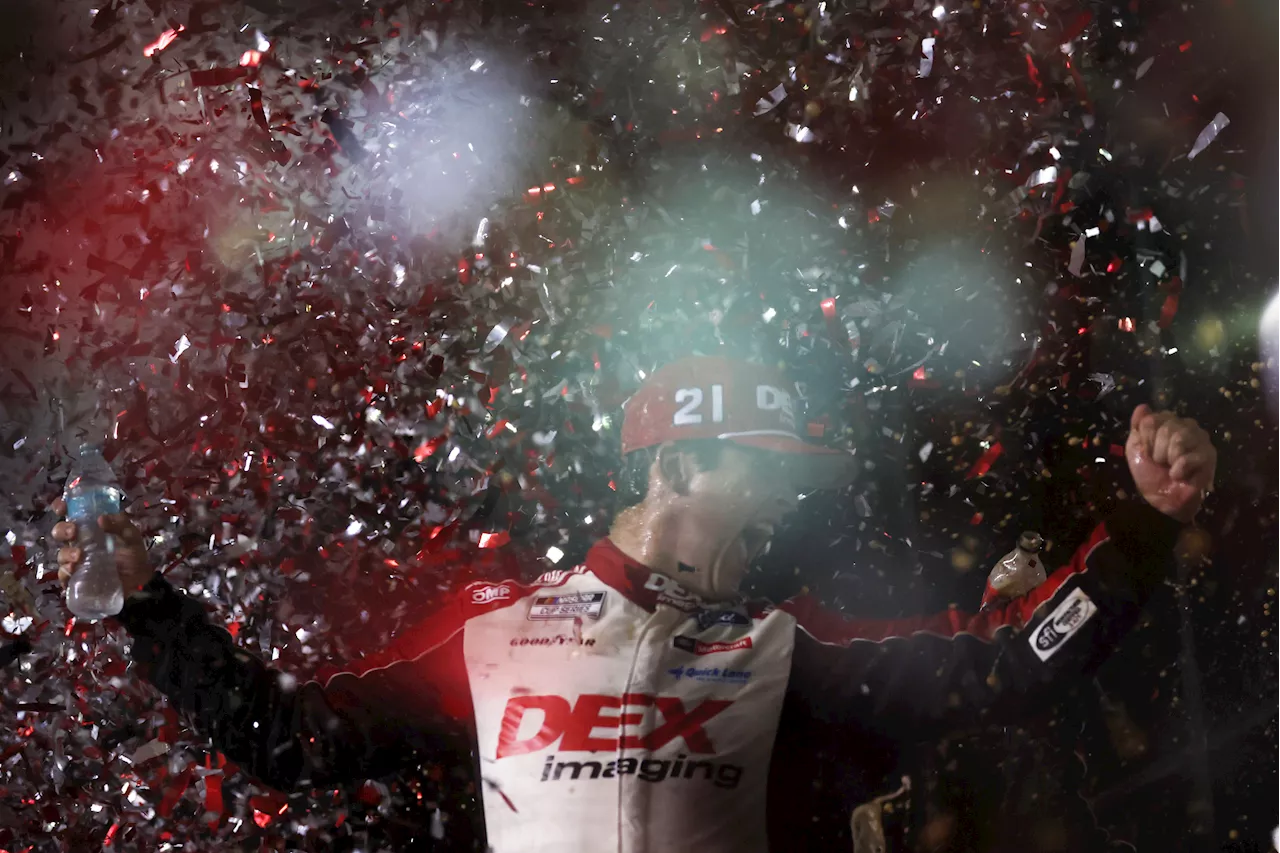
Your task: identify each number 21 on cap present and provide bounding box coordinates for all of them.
[674,385,724,425]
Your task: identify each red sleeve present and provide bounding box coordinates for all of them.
[320,578,527,721]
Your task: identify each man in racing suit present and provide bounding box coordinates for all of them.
[53,355,1217,853]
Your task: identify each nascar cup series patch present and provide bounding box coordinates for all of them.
[1029,588,1098,661]
[528,591,607,621]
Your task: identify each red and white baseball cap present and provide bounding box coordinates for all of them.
[620,355,855,490]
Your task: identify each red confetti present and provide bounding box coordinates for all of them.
[479,531,511,549]
[142,26,184,58]
[1060,11,1093,43]
[249,793,289,827]
[966,442,1004,479]
[414,434,448,461]
[1158,292,1181,329]
[1025,54,1042,89]
[203,753,226,828]
[157,763,195,817]
[819,297,849,349]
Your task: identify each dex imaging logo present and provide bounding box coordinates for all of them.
[494,692,745,790]
[496,693,731,757]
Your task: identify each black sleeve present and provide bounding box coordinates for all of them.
[786,502,1184,742]
[114,573,467,792]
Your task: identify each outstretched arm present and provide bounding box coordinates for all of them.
[53,502,473,792]
[112,574,471,792]
[785,407,1214,742]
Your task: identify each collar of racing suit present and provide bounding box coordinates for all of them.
[582,538,750,615]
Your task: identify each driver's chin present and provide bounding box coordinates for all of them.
[708,537,751,598]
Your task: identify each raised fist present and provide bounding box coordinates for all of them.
[1125,405,1216,524]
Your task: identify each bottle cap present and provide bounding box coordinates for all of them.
[1018,531,1044,552]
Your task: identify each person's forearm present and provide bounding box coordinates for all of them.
[1098,500,1185,601]
[113,572,317,789]
[113,572,452,791]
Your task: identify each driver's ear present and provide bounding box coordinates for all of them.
[653,442,695,496]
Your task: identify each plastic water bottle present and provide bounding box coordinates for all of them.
[63,444,125,621]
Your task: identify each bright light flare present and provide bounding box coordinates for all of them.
[1261,290,1279,415]
[384,51,593,245]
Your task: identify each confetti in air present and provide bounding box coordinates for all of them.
[0,0,1274,851]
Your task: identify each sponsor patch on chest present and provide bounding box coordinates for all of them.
[527,591,607,620]
[674,635,753,656]
[668,665,751,684]
[695,608,751,630]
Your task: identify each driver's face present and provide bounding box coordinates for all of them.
[679,444,801,594]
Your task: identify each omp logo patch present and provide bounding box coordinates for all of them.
[470,584,511,605]
[1029,588,1098,661]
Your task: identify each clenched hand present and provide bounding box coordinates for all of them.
[1125,405,1216,524]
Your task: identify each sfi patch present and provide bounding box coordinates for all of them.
[528,591,607,621]
[1029,588,1098,661]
